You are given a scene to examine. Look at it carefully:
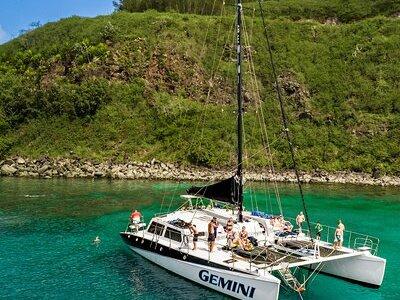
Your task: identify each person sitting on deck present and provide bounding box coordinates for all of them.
[227,230,237,249]
[242,238,254,252]
[238,226,249,248]
[208,218,218,252]
[283,220,293,232]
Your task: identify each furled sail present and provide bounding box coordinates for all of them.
[186,175,240,205]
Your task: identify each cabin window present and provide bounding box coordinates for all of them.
[164,227,182,242]
[148,222,165,235]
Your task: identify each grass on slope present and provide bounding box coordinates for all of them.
[0,10,399,174]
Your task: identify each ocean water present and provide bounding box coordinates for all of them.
[0,177,399,300]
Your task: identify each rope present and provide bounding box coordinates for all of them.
[256,0,312,235]
[241,6,283,216]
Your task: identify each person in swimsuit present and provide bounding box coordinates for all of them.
[225,217,234,247]
[130,209,142,224]
[188,223,198,250]
[296,211,305,233]
[314,220,323,257]
[334,226,344,249]
[239,226,249,249]
[315,221,323,240]
[212,217,219,238]
[208,218,218,252]
[337,219,345,248]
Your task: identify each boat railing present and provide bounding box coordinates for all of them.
[286,217,380,255]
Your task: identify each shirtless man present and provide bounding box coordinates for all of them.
[208,218,218,252]
[334,226,344,249]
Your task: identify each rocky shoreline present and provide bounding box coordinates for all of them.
[1,156,399,186]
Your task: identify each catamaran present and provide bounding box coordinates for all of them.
[120,1,386,299]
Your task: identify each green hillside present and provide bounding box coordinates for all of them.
[0,6,399,174]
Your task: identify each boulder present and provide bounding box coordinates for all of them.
[16,157,26,164]
[1,165,17,175]
[38,164,50,174]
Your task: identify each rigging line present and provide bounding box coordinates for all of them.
[241,10,283,216]
[195,8,233,129]
[167,180,182,214]
[200,0,219,58]
[205,14,236,102]
[300,248,337,288]
[241,11,279,193]
[209,2,227,77]
[185,4,233,161]
[256,0,312,235]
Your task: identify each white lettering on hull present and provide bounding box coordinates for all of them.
[199,270,256,298]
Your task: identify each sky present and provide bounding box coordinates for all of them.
[0,0,115,44]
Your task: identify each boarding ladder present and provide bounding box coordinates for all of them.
[277,265,304,293]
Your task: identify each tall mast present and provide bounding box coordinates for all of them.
[236,0,244,223]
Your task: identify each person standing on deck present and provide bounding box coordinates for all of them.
[315,221,323,240]
[188,223,198,251]
[130,210,142,224]
[296,211,305,233]
[334,225,344,250]
[212,217,219,238]
[208,218,218,252]
[314,220,323,257]
[225,217,234,247]
[337,219,345,248]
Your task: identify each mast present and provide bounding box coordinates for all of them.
[236,0,244,222]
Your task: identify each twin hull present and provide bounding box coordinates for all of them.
[310,252,386,287]
[131,246,280,300]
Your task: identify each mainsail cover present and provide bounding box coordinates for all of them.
[186,176,239,205]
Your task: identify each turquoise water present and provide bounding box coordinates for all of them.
[0,177,399,299]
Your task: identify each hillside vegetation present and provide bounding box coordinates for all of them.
[0,3,399,174]
[115,0,400,22]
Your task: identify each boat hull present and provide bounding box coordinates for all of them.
[310,252,386,287]
[130,246,280,300]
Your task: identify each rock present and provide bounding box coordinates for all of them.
[94,171,104,178]
[116,172,126,179]
[38,164,50,174]
[16,157,26,164]
[19,171,29,177]
[1,165,17,175]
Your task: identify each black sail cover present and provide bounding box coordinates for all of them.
[186,175,240,205]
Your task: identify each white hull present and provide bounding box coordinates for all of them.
[130,246,281,300]
[311,252,386,286]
